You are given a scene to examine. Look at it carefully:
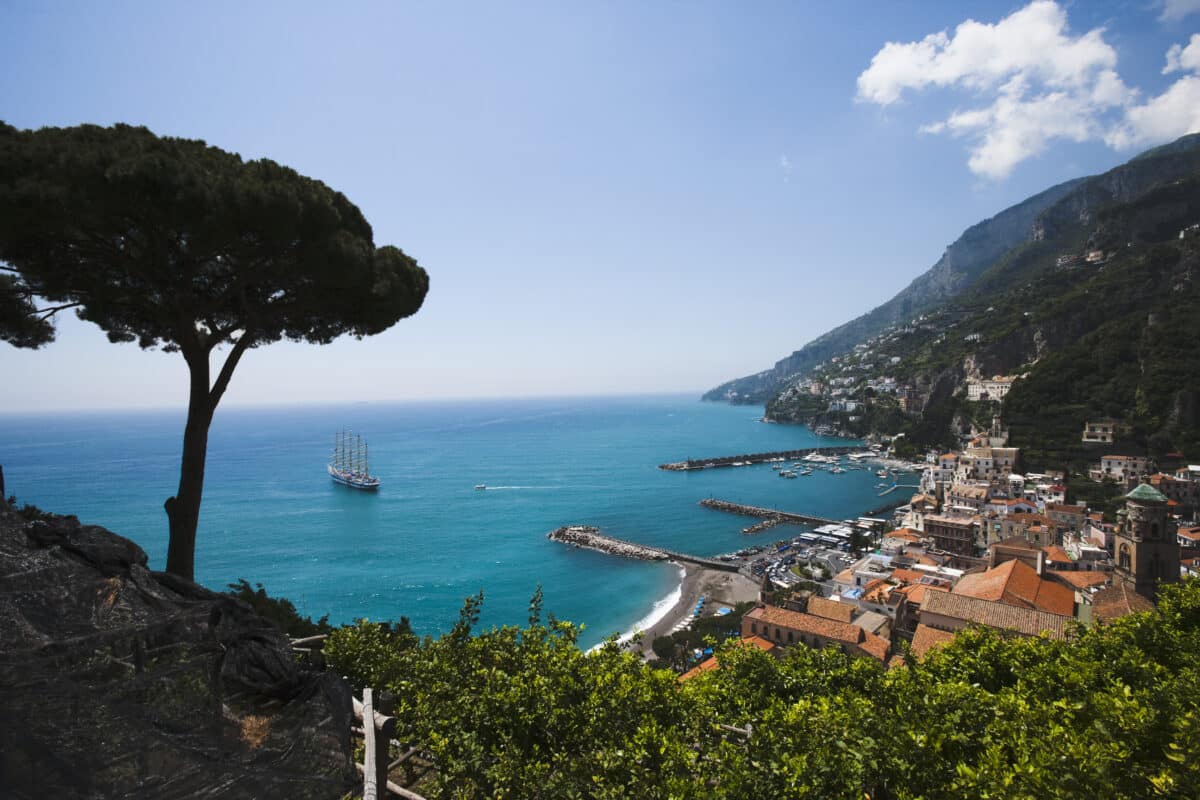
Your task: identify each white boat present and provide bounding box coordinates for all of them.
[475,484,487,491]
[328,429,380,490]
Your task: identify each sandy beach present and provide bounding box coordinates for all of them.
[627,563,762,659]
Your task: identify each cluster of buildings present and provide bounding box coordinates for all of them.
[680,421,1199,676]
[709,482,1191,674]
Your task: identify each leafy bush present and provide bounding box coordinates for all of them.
[321,578,1200,798]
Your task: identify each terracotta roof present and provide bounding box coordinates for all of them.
[677,657,719,682]
[1091,583,1156,623]
[744,605,863,645]
[808,596,855,623]
[1043,545,1073,563]
[1048,571,1111,590]
[677,636,777,682]
[885,528,924,542]
[895,583,948,607]
[953,558,1075,616]
[1046,504,1086,514]
[922,591,1072,639]
[860,578,893,604]
[911,623,957,658]
[857,632,890,662]
[890,568,927,584]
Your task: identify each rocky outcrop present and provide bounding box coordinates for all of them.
[0,504,355,799]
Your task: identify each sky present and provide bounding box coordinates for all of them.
[1,0,1199,411]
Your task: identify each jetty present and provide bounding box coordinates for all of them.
[547,525,739,572]
[658,446,859,471]
[699,498,842,529]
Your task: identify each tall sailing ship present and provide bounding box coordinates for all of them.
[328,429,381,490]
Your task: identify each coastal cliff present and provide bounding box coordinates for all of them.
[0,502,356,799]
[706,133,1200,414]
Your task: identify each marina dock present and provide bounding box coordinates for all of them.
[658,446,859,471]
[699,498,842,529]
[547,525,739,572]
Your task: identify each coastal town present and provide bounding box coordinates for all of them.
[551,404,1200,678]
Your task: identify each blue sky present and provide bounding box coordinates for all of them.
[2,1,1199,410]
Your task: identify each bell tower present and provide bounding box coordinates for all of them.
[1114,483,1179,603]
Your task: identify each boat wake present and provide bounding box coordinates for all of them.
[478,485,560,491]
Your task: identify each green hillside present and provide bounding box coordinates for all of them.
[756,137,1200,469]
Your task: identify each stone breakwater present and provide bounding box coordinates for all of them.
[699,498,841,527]
[547,526,739,572]
[548,525,669,561]
[658,445,858,471]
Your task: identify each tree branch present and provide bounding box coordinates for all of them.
[209,333,253,409]
[37,302,82,320]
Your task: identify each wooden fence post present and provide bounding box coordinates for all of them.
[362,687,398,799]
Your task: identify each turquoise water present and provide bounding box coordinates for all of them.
[0,395,888,648]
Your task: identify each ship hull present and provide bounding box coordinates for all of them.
[327,464,380,490]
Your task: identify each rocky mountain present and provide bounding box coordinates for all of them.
[762,136,1200,466]
[705,133,1200,406]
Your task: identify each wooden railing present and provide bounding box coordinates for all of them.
[289,635,431,799]
[353,688,429,800]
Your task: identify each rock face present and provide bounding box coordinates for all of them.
[0,503,355,799]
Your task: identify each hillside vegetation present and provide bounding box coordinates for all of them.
[323,582,1200,799]
[747,134,1200,466]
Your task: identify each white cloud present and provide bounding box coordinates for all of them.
[1161,0,1200,22]
[1108,75,1200,149]
[856,2,1118,106]
[1164,34,1200,73]
[1110,34,1200,149]
[857,1,1200,178]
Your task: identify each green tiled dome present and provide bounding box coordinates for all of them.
[1125,483,1168,503]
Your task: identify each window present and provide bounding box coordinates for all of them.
[1119,543,1132,572]
[787,631,794,643]
[1150,522,1160,541]
[750,622,757,635]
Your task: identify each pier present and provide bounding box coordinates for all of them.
[658,446,860,471]
[699,498,842,529]
[547,525,739,572]
[877,483,920,497]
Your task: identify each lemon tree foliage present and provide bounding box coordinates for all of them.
[325,580,1200,799]
[0,123,428,579]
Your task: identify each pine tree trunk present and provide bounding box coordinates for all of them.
[164,352,214,581]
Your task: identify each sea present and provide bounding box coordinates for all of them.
[0,394,896,649]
